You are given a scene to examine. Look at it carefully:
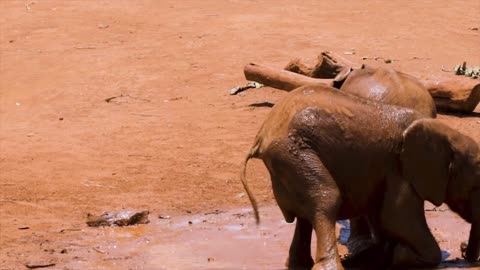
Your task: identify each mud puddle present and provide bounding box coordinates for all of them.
[62,205,477,270]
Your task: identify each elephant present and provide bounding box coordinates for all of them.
[240,84,480,269]
[331,65,438,256]
[333,65,437,118]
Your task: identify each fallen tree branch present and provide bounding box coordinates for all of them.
[244,61,480,114]
[244,63,333,91]
[418,76,480,113]
[284,51,360,78]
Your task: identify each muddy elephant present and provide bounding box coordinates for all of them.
[332,65,437,255]
[286,64,439,258]
[333,65,436,118]
[240,85,480,269]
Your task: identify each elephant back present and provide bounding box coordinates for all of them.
[339,66,437,118]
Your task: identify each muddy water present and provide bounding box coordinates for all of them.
[64,205,479,270]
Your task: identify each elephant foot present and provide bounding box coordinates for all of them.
[312,259,344,270]
[285,255,314,270]
[341,243,392,270]
[345,235,375,255]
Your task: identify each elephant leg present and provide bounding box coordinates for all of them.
[341,242,392,270]
[291,152,342,270]
[346,217,374,253]
[266,139,343,270]
[342,214,391,269]
[380,175,442,268]
[286,217,314,269]
[312,215,344,270]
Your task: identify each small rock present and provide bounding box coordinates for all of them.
[207,257,215,262]
[15,102,21,106]
[86,210,150,227]
[60,249,68,254]
[59,117,64,121]
[471,27,479,31]
[18,226,30,230]
[97,24,109,29]
[188,221,193,225]
[158,215,171,219]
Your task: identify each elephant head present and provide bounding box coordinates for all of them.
[400,119,480,262]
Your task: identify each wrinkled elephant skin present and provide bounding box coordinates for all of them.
[337,65,437,118]
[240,85,480,269]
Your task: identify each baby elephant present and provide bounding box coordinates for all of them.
[240,84,480,270]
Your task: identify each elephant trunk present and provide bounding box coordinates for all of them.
[465,189,480,262]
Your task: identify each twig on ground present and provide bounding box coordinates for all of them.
[74,46,96,50]
[105,94,151,103]
[441,65,454,72]
[229,82,264,95]
[59,228,82,233]
[93,247,106,254]
[82,180,116,189]
[25,263,56,269]
[410,56,431,60]
[128,154,153,157]
[361,56,398,63]
[130,113,162,117]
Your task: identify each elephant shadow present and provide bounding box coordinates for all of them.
[442,111,480,118]
[336,220,480,269]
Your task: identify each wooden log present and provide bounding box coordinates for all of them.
[244,63,333,91]
[419,76,480,113]
[284,51,360,78]
[245,62,480,113]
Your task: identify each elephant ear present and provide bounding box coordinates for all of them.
[400,119,453,206]
[332,67,353,88]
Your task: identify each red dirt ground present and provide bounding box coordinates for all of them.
[0,1,479,269]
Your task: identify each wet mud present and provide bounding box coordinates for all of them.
[1,1,479,269]
[57,205,477,270]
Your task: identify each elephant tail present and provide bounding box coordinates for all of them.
[240,142,261,225]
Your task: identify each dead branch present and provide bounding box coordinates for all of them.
[419,76,480,113]
[25,263,56,269]
[244,63,333,92]
[245,61,480,114]
[285,51,360,78]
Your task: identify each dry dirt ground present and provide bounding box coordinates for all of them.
[1,1,479,269]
